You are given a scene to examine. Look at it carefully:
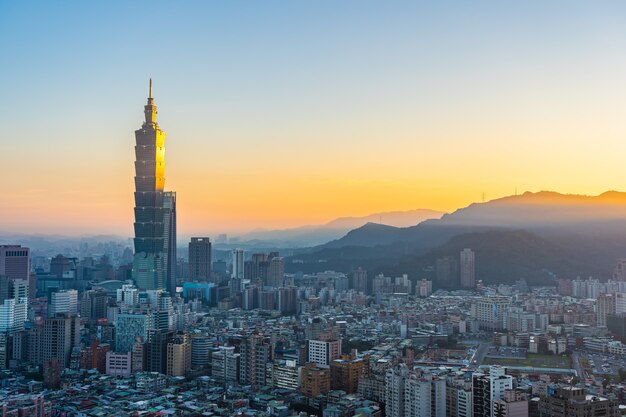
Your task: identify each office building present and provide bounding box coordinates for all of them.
[0,246,30,282]
[116,313,150,353]
[190,333,211,369]
[145,329,173,374]
[48,289,78,317]
[460,248,475,288]
[106,351,132,376]
[42,314,81,368]
[231,249,244,280]
[132,80,175,291]
[189,237,212,282]
[166,332,190,376]
[163,191,177,295]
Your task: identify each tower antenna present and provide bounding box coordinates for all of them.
[149,78,152,99]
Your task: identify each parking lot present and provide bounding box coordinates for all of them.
[582,352,625,378]
[486,346,527,359]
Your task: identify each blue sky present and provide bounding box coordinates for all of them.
[2,1,626,235]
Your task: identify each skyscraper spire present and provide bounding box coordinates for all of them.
[144,78,157,127]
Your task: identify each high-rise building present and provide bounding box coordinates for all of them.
[239,334,273,387]
[460,248,475,288]
[211,345,239,383]
[163,191,177,295]
[132,80,175,291]
[166,332,190,376]
[48,289,78,317]
[116,313,150,353]
[597,293,616,327]
[146,329,173,374]
[384,364,446,417]
[190,333,211,370]
[353,268,368,294]
[188,237,212,282]
[0,277,28,332]
[0,246,30,282]
[436,256,458,288]
[250,253,269,281]
[231,249,244,280]
[472,366,513,417]
[417,279,433,297]
[278,286,297,316]
[267,256,284,288]
[42,314,81,368]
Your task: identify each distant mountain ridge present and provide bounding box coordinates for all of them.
[288,191,626,286]
[234,209,443,247]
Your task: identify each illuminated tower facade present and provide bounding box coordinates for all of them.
[132,80,175,291]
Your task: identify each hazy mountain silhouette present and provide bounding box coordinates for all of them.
[288,191,626,285]
[235,209,443,247]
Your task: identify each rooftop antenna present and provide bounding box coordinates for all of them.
[149,78,153,99]
[482,192,486,203]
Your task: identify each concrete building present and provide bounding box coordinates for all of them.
[267,256,285,288]
[597,293,616,327]
[384,363,446,417]
[308,339,341,367]
[115,313,150,353]
[211,345,239,383]
[493,390,529,417]
[472,366,513,417]
[353,268,368,294]
[106,351,132,376]
[0,246,30,282]
[239,334,272,387]
[538,386,619,417]
[472,297,511,331]
[330,354,367,393]
[300,362,330,398]
[271,359,300,390]
[460,248,475,289]
[42,314,81,367]
[189,237,212,282]
[48,290,78,317]
[166,332,191,376]
[231,249,244,280]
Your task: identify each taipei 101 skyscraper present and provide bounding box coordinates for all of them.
[132,80,177,293]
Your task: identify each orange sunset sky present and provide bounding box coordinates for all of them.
[2,2,626,236]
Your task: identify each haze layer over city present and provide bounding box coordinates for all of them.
[1,2,626,417]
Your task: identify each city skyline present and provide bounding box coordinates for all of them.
[3,1,626,236]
